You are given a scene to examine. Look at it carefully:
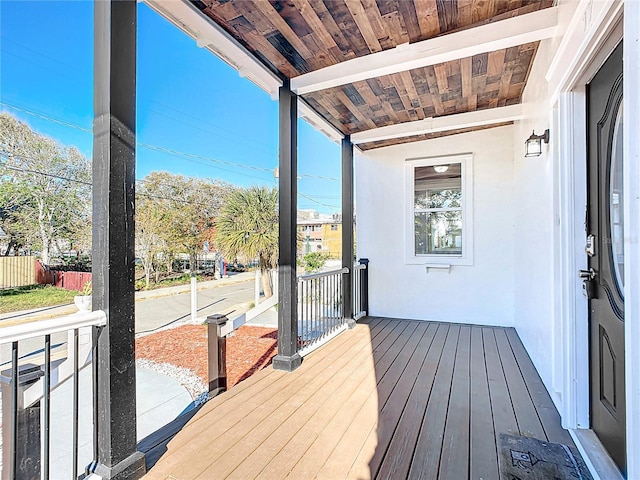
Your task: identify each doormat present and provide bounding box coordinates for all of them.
[499,433,593,480]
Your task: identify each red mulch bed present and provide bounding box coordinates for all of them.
[135,325,277,390]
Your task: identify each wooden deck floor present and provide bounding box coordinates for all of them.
[145,317,575,480]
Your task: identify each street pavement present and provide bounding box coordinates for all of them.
[0,272,257,369]
[0,271,256,327]
[135,278,255,334]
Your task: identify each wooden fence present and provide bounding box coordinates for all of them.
[54,271,92,291]
[0,256,36,289]
[0,257,89,290]
[36,260,56,285]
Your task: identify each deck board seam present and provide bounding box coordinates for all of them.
[219,320,404,478]
[365,322,437,479]
[292,320,417,479]
[503,327,549,442]
[492,327,521,435]
[318,322,420,477]
[342,321,424,479]
[405,323,451,478]
[249,320,400,477]
[436,324,463,479]
[407,324,460,479]
[154,324,377,472]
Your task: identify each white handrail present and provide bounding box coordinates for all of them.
[0,310,107,344]
[298,267,348,281]
[220,294,278,337]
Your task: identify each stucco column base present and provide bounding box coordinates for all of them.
[272,353,302,372]
[86,451,145,480]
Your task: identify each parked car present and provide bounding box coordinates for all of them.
[226,263,246,272]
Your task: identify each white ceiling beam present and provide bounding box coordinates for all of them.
[351,104,522,144]
[142,0,282,98]
[291,7,558,95]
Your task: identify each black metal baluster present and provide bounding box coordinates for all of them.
[72,328,79,480]
[324,275,328,335]
[43,334,51,479]
[318,277,321,340]
[10,341,18,479]
[304,279,308,349]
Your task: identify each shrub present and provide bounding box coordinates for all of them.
[301,252,327,273]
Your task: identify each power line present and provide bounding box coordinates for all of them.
[1,37,82,75]
[2,150,341,212]
[0,101,340,182]
[148,103,278,157]
[138,143,272,173]
[0,104,270,182]
[0,102,92,133]
[0,163,91,186]
[0,159,212,208]
[298,192,340,210]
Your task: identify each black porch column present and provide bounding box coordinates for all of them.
[342,136,355,327]
[89,1,145,479]
[273,80,302,372]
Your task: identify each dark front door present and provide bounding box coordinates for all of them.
[586,41,625,475]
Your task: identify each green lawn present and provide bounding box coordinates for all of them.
[0,285,79,314]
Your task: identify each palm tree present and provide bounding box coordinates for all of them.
[215,186,278,298]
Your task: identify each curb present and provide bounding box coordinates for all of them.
[0,275,255,325]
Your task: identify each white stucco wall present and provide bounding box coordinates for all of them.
[512,38,556,392]
[356,125,515,327]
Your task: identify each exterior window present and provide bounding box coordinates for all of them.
[331,224,338,231]
[414,163,462,255]
[405,155,473,265]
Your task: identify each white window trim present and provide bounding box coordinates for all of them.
[404,154,474,266]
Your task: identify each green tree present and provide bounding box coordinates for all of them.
[136,172,232,279]
[0,113,91,264]
[135,195,164,288]
[215,186,278,298]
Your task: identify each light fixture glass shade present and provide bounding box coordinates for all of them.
[525,129,549,157]
[433,165,449,173]
[525,136,542,157]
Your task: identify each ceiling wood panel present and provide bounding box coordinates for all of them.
[195,0,552,77]
[191,0,550,149]
[357,121,514,150]
[302,42,537,135]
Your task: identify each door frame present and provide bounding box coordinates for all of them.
[550,1,640,478]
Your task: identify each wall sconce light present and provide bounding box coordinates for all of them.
[525,129,550,157]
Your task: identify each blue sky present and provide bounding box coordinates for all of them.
[0,1,342,212]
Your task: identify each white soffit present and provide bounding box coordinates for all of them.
[142,0,282,98]
[298,99,344,143]
[143,0,344,141]
[351,104,522,144]
[291,7,558,95]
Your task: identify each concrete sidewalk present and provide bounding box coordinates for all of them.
[50,365,193,477]
[0,271,255,325]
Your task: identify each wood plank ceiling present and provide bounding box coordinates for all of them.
[193,0,553,149]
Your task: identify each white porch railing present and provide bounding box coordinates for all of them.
[0,310,106,479]
[352,260,368,321]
